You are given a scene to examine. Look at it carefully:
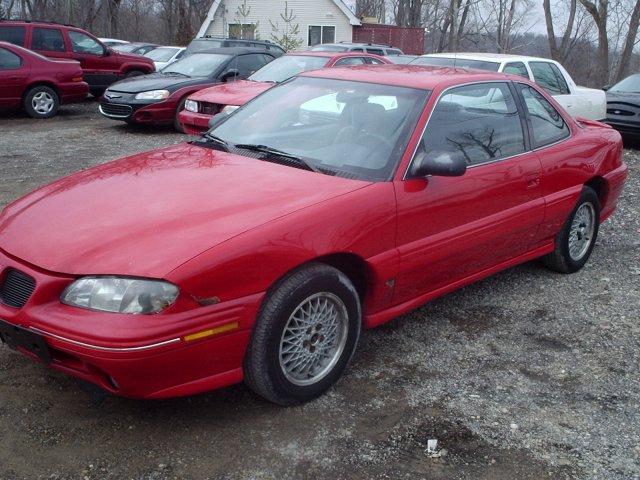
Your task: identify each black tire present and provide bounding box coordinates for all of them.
[173,97,187,132]
[125,70,145,78]
[542,186,600,273]
[23,85,59,119]
[244,263,361,406]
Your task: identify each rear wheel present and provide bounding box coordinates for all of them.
[24,86,59,119]
[244,263,361,405]
[543,186,600,273]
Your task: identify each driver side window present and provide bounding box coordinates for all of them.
[68,31,104,55]
[420,82,526,167]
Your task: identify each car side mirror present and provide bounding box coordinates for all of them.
[602,84,611,91]
[103,47,110,56]
[410,149,467,177]
[221,69,240,82]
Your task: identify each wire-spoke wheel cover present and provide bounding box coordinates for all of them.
[279,292,349,386]
[568,202,595,261]
[32,91,54,115]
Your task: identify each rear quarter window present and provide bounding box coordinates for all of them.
[0,26,26,46]
[0,47,22,69]
[519,85,570,148]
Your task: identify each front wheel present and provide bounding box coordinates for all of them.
[543,186,600,273]
[244,263,361,405]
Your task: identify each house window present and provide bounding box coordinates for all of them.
[308,25,336,46]
[229,23,257,40]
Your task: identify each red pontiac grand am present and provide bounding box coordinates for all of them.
[0,66,628,405]
[178,51,390,135]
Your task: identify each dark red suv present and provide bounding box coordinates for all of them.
[0,19,155,96]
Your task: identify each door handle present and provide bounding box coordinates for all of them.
[525,174,540,189]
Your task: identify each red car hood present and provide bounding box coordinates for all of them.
[0,144,368,278]
[189,80,272,106]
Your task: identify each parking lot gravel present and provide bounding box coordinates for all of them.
[0,100,638,480]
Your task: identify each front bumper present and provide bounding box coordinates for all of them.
[177,109,212,135]
[0,250,263,398]
[603,118,640,137]
[99,95,177,125]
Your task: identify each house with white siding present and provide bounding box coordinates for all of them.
[196,0,361,49]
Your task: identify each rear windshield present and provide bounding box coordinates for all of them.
[249,55,328,83]
[187,38,223,53]
[310,45,349,52]
[145,47,181,62]
[113,44,138,53]
[0,26,26,46]
[412,56,501,72]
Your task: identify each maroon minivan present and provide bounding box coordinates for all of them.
[0,19,154,96]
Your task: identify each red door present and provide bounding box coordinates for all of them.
[0,46,29,107]
[392,81,545,304]
[66,30,118,90]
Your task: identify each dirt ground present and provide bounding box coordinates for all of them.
[0,100,638,480]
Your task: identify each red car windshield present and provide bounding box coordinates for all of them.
[208,76,429,181]
[249,55,329,83]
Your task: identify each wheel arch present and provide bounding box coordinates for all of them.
[22,81,59,101]
[584,176,608,209]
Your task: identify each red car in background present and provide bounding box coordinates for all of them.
[0,66,627,406]
[0,41,88,118]
[0,20,155,96]
[178,51,390,135]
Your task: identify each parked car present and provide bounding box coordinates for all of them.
[412,53,606,120]
[144,46,186,70]
[0,41,88,118]
[310,42,404,56]
[99,38,129,47]
[0,65,627,405]
[186,36,285,56]
[112,42,158,56]
[178,51,390,135]
[603,73,640,138]
[99,47,277,130]
[0,20,155,96]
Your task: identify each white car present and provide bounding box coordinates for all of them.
[412,53,606,121]
[98,38,130,47]
[144,46,186,71]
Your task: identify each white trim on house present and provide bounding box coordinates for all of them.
[196,0,360,38]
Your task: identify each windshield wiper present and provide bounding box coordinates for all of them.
[199,133,230,151]
[234,144,320,172]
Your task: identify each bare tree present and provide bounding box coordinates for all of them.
[579,0,609,85]
[613,0,640,81]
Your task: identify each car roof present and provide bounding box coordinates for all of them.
[423,52,558,64]
[300,64,517,90]
[285,50,383,58]
[194,47,275,55]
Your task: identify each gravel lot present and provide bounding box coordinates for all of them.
[0,100,638,480]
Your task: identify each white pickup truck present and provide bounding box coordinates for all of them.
[413,53,606,121]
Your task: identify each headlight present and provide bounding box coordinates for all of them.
[185,99,198,112]
[135,89,170,100]
[221,105,240,115]
[61,277,179,314]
